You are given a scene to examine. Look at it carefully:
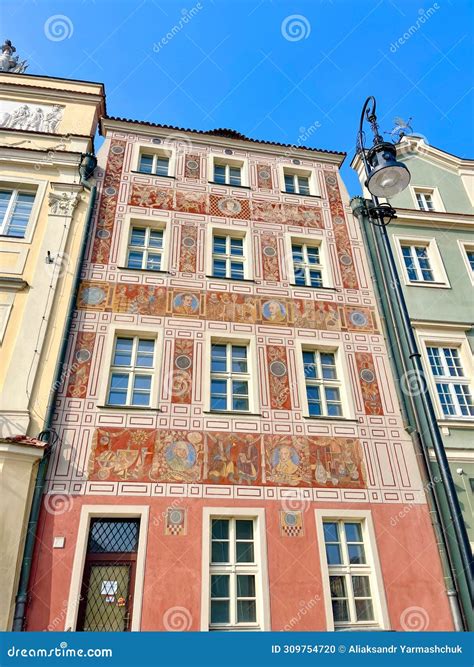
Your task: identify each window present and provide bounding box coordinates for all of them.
[284,172,310,195]
[210,343,249,412]
[107,337,155,407]
[415,190,435,211]
[214,163,241,186]
[209,517,259,629]
[427,346,474,418]
[138,152,169,176]
[323,520,375,628]
[459,242,474,283]
[0,188,36,238]
[292,242,323,287]
[303,350,342,417]
[76,519,140,632]
[401,243,434,282]
[126,226,164,271]
[212,234,245,279]
[465,247,474,272]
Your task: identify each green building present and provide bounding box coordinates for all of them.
[352,134,473,629]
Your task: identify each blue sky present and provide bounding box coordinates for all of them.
[2,0,473,192]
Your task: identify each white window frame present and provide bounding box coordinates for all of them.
[117,215,169,272]
[287,236,332,288]
[279,164,320,197]
[97,324,161,410]
[65,505,149,631]
[0,177,46,244]
[131,142,175,178]
[204,332,260,415]
[394,235,450,287]
[201,507,271,631]
[295,341,354,419]
[315,509,390,631]
[417,328,474,425]
[409,185,445,212]
[210,342,250,413]
[458,241,474,286]
[211,232,246,280]
[209,154,248,187]
[106,335,156,407]
[206,224,252,280]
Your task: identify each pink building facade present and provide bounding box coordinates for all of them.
[27,119,453,632]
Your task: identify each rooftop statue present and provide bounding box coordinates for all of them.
[0,39,28,74]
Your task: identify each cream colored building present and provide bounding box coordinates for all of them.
[0,55,105,629]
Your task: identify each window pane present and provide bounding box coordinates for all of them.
[146,254,161,271]
[213,236,226,254]
[156,158,169,176]
[131,390,151,406]
[211,600,229,624]
[352,575,371,598]
[323,522,339,543]
[355,599,374,621]
[127,251,144,269]
[330,575,346,598]
[108,374,128,405]
[230,238,243,255]
[230,262,244,279]
[133,375,151,390]
[211,574,229,598]
[136,340,154,367]
[233,397,249,411]
[88,519,139,553]
[232,380,248,395]
[237,574,255,597]
[326,544,342,565]
[214,165,226,183]
[284,174,295,192]
[348,544,366,564]
[236,520,253,540]
[303,351,317,378]
[327,402,343,417]
[292,245,303,261]
[211,346,227,372]
[237,600,256,623]
[298,177,310,195]
[236,541,254,562]
[211,541,229,563]
[130,228,146,246]
[113,338,133,366]
[213,259,227,277]
[212,519,229,539]
[229,167,241,185]
[332,599,349,622]
[345,522,363,543]
[211,379,227,395]
[309,270,323,287]
[138,154,153,173]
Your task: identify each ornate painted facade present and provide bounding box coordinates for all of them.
[26,119,454,633]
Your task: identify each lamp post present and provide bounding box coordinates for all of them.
[354,96,473,605]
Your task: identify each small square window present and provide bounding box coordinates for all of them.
[0,188,36,238]
[138,153,170,176]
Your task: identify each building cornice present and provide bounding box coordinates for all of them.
[391,208,474,229]
[100,117,346,166]
[0,276,29,291]
[0,145,83,167]
[411,319,473,331]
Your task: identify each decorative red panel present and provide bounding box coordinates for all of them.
[266,345,292,409]
[355,352,384,415]
[171,339,194,404]
[178,224,198,272]
[261,232,280,281]
[184,154,201,179]
[66,332,96,398]
[205,433,262,484]
[91,140,126,264]
[324,172,359,289]
[256,164,273,189]
[88,428,157,482]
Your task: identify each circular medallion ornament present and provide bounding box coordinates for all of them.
[111,145,124,154]
[175,355,192,370]
[169,509,184,525]
[292,159,301,165]
[76,348,91,363]
[81,286,106,306]
[339,253,353,266]
[270,360,287,377]
[224,148,233,155]
[99,435,110,446]
[263,245,276,257]
[104,186,116,196]
[326,175,337,185]
[217,198,242,215]
[360,368,375,383]
[284,512,297,526]
[182,236,196,248]
[333,216,345,225]
[350,311,368,327]
[152,137,162,144]
[258,169,270,180]
[186,159,199,171]
[96,229,110,239]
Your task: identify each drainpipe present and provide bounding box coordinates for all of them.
[12,153,98,631]
[350,196,467,631]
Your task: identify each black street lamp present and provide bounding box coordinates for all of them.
[354,96,473,608]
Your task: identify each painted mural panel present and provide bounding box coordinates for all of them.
[266,345,292,409]
[178,224,198,272]
[261,232,280,281]
[66,332,95,398]
[324,172,359,289]
[88,428,156,482]
[355,352,384,415]
[183,154,201,179]
[150,430,203,483]
[171,339,194,404]
[205,433,261,484]
[256,163,273,189]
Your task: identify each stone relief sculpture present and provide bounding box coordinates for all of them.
[0,102,64,133]
[48,191,79,216]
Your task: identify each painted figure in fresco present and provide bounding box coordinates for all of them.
[270,445,301,486]
[262,300,287,323]
[174,292,199,316]
[233,450,258,484]
[165,440,197,482]
[208,440,258,485]
[207,293,226,320]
